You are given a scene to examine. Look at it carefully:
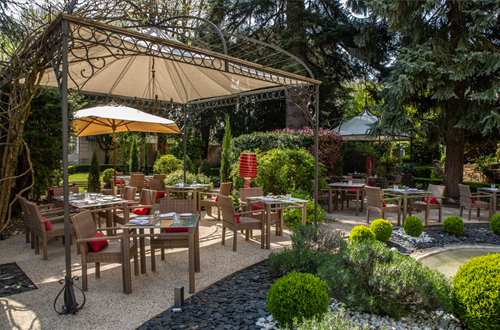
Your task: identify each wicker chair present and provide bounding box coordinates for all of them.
[365,186,401,225]
[26,201,75,260]
[311,180,330,207]
[71,210,139,294]
[340,178,366,211]
[458,184,492,220]
[52,186,80,196]
[409,184,446,224]
[199,182,232,220]
[153,174,166,189]
[220,195,264,251]
[128,173,146,194]
[113,188,156,225]
[150,199,198,271]
[148,179,166,202]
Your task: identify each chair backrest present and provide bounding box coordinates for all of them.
[458,184,472,205]
[18,196,31,227]
[365,186,383,208]
[160,199,196,214]
[219,195,236,224]
[393,175,402,184]
[71,210,97,254]
[401,174,412,187]
[139,189,156,208]
[153,174,166,188]
[130,173,145,189]
[219,182,232,196]
[25,201,45,233]
[122,186,137,201]
[148,179,163,191]
[52,186,79,196]
[428,184,446,203]
[239,187,263,203]
[351,178,365,184]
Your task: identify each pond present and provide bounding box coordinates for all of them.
[419,247,500,278]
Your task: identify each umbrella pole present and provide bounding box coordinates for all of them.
[113,129,117,196]
[183,104,187,183]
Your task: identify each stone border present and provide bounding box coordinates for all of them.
[411,243,500,261]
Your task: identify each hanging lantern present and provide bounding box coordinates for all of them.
[238,153,257,188]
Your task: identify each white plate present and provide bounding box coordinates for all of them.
[180,213,192,217]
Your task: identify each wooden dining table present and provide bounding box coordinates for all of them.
[383,188,430,225]
[328,182,366,215]
[165,184,211,214]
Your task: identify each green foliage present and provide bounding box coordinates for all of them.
[102,168,115,185]
[231,131,312,157]
[341,141,379,175]
[401,155,411,163]
[379,156,400,179]
[292,311,370,330]
[164,170,212,187]
[490,214,500,235]
[283,190,326,226]
[443,216,464,236]
[129,134,139,173]
[417,166,432,178]
[452,254,500,330]
[402,163,418,176]
[153,155,182,174]
[349,225,375,243]
[403,216,423,237]
[268,224,346,276]
[317,240,452,319]
[143,141,149,175]
[87,149,101,193]
[198,159,212,177]
[228,194,239,206]
[255,148,319,195]
[266,272,329,327]
[66,164,114,174]
[369,218,393,242]
[220,114,231,183]
[168,138,203,166]
[440,155,446,163]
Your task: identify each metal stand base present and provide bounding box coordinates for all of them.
[54,276,85,315]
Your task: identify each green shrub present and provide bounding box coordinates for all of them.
[349,225,375,243]
[87,149,101,193]
[220,114,231,183]
[164,170,212,187]
[228,194,239,206]
[267,272,329,327]
[129,134,139,173]
[401,155,411,163]
[370,219,393,242]
[268,224,346,275]
[231,131,312,157]
[102,168,115,185]
[153,154,182,174]
[283,190,325,226]
[417,166,433,178]
[443,216,464,236]
[440,155,446,163]
[293,311,370,330]
[68,166,76,175]
[317,240,452,319]
[198,159,212,177]
[452,254,500,330]
[490,214,500,235]
[403,216,423,237]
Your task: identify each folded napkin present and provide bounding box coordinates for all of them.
[129,219,150,225]
[160,212,176,218]
[261,198,275,202]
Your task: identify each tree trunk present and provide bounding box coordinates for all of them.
[286,87,310,129]
[443,119,465,200]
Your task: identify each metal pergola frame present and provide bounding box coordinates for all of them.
[39,2,321,314]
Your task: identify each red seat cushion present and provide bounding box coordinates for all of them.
[471,197,476,204]
[116,180,122,185]
[215,196,218,202]
[88,232,108,252]
[133,207,149,215]
[424,197,437,204]
[42,217,52,230]
[156,191,165,199]
[237,215,240,223]
[252,203,264,210]
[382,201,387,207]
[348,188,357,194]
[165,228,188,232]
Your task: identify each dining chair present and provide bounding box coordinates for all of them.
[52,185,80,196]
[26,201,75,260]
[148,179,166,202]
[150,199,198,272]
[129,173,146,194]
[113,188,155,225]
[311,180,330,206]
[199,182,232,220]
[219,195,264,251]
[340,178,366,211]
[365,186,401,225]
[153,174,166,189]
[71,210,139,294]
[458,184,492,220]
[409,184,446,224]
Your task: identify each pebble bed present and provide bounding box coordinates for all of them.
[0,262,37,297]
[140,224,500,330]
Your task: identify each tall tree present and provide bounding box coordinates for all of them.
[369,0,500,199]
[220,114,231,183]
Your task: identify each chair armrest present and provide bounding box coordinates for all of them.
[76,235,122,243]
[470,193,492,199]
[40,208,65,216]
[237,209,265,216]
[383,197,402,202]
[41,215,65,222]
[96,227,124,232]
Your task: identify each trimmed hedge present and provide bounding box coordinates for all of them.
[413,178,498,192]
[68,164,114,174]
[443,216,464,236]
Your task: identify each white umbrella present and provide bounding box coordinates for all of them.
[73,104,181,189]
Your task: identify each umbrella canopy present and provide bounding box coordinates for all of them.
[73,104,180,136]
[333,108,409,141]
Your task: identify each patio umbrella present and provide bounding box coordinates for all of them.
[73,104,181,189]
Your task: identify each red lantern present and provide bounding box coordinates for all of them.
[238,153,257,188]
[365,157,375,177]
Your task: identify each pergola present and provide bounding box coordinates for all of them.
[35,2,322,314]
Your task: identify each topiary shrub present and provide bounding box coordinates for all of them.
[403,216,423,237]
[317,240,452,319]
[489,214,500,235]
[153,154,182,174]
[87,149,101,193]
[198,159,212,177]
[370,218,393,242]
[102,168,115,185]
[349,225,375,243]
[267,272,329,327]
[443,216,464,236]
[452,253,500,330]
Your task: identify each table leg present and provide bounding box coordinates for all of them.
[403,196,408,223]
[266,204,271,250]
[355,189,359,216]
[188,228,195,293]
[334,189,339,211]
[195,224,200,272]
[328,188,332,213]
[493,192,497,214]
[139,228,146,274]
[425,197,430,226]
[302,202,307,225]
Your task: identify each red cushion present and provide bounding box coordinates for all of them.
[133,207,148,215]
[42,217,52,230]
[165,228,188,232]
[116,180,122,185]
[252,203,264,210]
[424,197,437,204]
[471,197,476,204]
[88,232,108,252]
[382,201,387,207]
[237,215,240,223]
[156,191,165,199]
[348,188,357,194]
[215,196,218,202]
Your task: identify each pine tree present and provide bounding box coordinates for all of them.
[87,149,101,193]
[220,114,231,183]
[129,134,139,173]
[143,140,149,175]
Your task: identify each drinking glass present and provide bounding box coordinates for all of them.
[491,184,496,189]
[348,180,353,185]
[286,194,291,201]
[173,213,181,225]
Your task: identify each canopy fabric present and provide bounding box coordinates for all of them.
[73,105,181,136]
[38,15,319,105]
[333,109,409,141]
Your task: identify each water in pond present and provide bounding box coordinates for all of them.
[420,248,500,278]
